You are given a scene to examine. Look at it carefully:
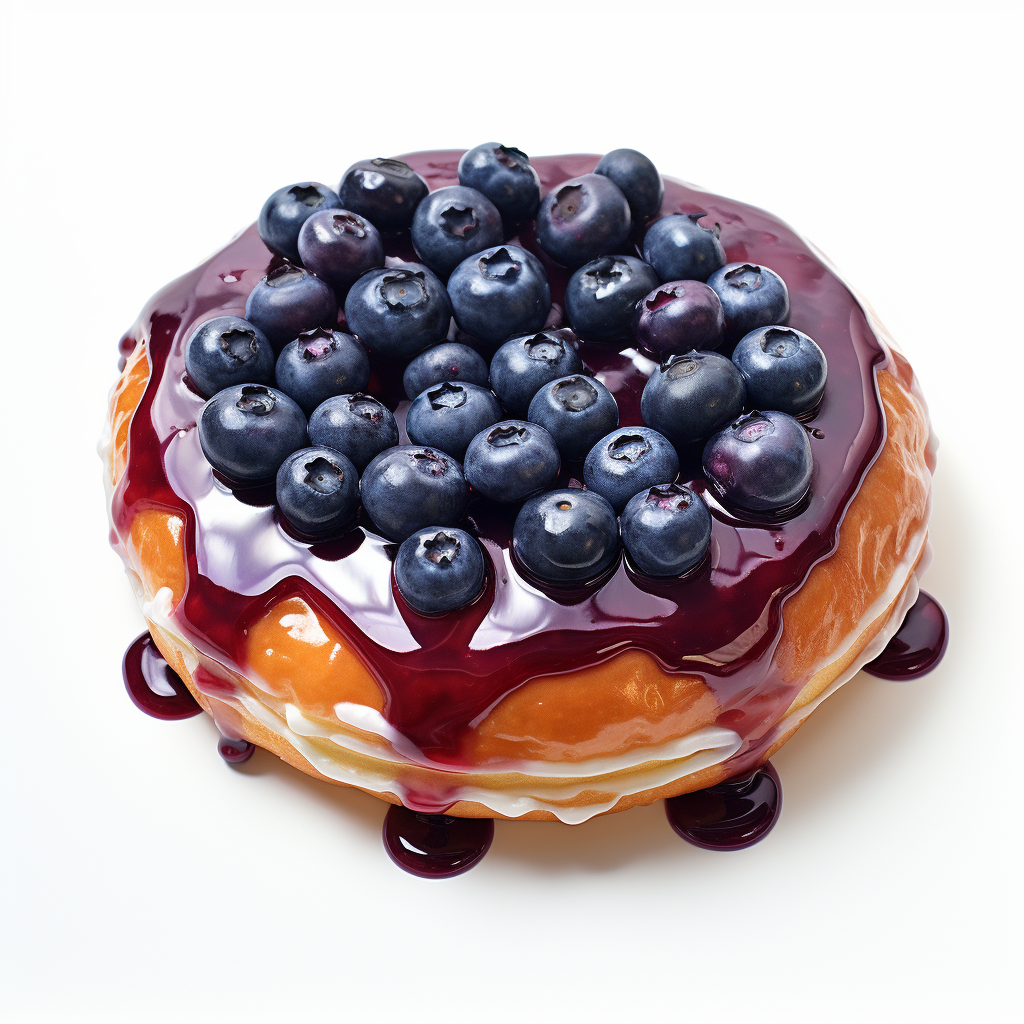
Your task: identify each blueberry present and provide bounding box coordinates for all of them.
[307,393,399,471]
[344,263,451,360]
[337,158,429,232]
[244,264,337,351]
[464,420,561,503]
[642,212,726,283]
[199,384,307,483]
[512,488,619,584]
[184,316,274,398]
[406,381,503,461]
[707,263,790,345]
[583,427,680,513]
[296,209,384,294]
[403,342,490,400]
[527,374,619,461]
[360,446,469,541]
[447,245,550,346]
[457,142,541,224]
[489,329,584,416]
[620,483,712,577]
[534,174,632,268]
[640,351,746,446]
[703,410,813,513]
[411,185,504,278]
[394,527,486,615]
[594,149,664,221]
[731,326,827,417]
[633,280,726,356]
[564,255,661,343]
[274,328,370,415]
[258,182,343,263]
[275,446,359,540]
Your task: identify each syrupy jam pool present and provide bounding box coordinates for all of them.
[122,631,202,720]
[109,150,938,785]
[382,806,493,878]
[864,591,948,680]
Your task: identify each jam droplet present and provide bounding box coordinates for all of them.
[382,806,493,878]
[218,736,255,763]
[122,632,202,720]
[665,761,782,850]
[864,590,948,680]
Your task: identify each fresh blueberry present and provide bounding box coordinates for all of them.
[703,410,813,513]
[731,326,827,417]
[640,351,746,446]
[360,446,469,541]
[512,488,619,584]
[184,316,274,398]
[583,427,680,513]
[337,158,428,232]
[394,527,486,615]
[464,420,561,503]
[594,149,664,221]
[527,374,619,461]
[534,174,632,268]
[488,329,584,416]
[643,212,726,283]
[307,393,399,471]
[707,263,791,345]
[406,381,502,461]
[274,328,370,415]
[447,245,551,347]
[296,209,384,294]
[199,384,307,483]
[402,342,490,400]
[411,186,504,278]
[275,446,359,540]
[244,265,337,352]
[457,142,541,224]
[343,263,451,360]
[564,255,661,343]
[620,483,712,577]
[633,280,726,356]
[258,182,343,264]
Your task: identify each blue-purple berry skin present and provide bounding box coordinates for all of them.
[307,393,399,471]
[633,280,726,356]
[411,185,504,278]
[731,326,827,417]
[405,381,503,461]
[489,329,583,416]
[274,328,370,416]
[642,212,726,283]
[640,351,746,447]
[564,255,660,343]
[464,420,561,504]
[403,342,490,400]
[185,316,274,398]
[620,482,712,577]
[594,149,664,221]
[527,374,619,461]
[297,209,384,294]
[394,527,486,616]
[258,182,343,263]
[583,426,680,513]
[244,265,337,352]
[275,446,360,540]
[458,142,541,224]
[337,158,428,232]
[707,263,791,345]
[702,410,813,513]
[534,174,632,268]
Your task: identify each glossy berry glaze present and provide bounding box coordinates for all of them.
[122,631,202,720]
[382,806,494,878]
[666,761,781,850]
[864,590,948,680]
[110,151,943,800]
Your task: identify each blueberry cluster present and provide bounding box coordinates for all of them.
[188,144,829,616]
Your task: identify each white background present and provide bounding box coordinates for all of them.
[2,2,1021,1021]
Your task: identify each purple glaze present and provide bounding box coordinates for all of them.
[382,806,493,878]
[218,736,255,764]
[864,590,948,680]
[122,632,202,720]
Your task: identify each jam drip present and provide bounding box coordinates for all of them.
[383,806,494,878]
[665,762,782,850]
[122,632,202,720]
[218,736,256,763]
[864,590,947,680]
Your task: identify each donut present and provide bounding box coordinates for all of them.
[103,147,943,857]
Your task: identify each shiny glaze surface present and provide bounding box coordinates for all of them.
[111,151,891,767]
[218,736,256,764]
[666,761,782,850]
[864,590,947,680]
[122,631,202,720]
[382,806,493,878]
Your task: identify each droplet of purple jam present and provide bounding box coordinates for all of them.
[383,806,493,878]
[666,761,782,850]
[218,736,255,763]
[122,632,202,720]
[864,590,948,680]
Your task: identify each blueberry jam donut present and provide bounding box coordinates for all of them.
[104,146,944,861]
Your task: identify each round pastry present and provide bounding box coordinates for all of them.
[104,146,939,837]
